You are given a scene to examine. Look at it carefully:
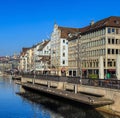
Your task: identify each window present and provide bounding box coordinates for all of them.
[112,39,114,44]
[102,38,105,44]
[112,28,115,33]
[63,53,65,57]
[108,38,111,44]
[108,59,112,67]
[116,39,119,44]
[114,62,116,67]
[69,71,72,76]
[108,28,111,33]
[116,29,119,34]
[108,62,112,67]
[108,49,110,54]
[116,49,118,54]
[63,40,65,43]
[112,49,114,54]
[73,71,76,76]
[90,62,92,67]
[63,60,65,64]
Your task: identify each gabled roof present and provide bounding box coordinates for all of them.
[58,26,81,38]
[20,47,30,56]
[38,40,50,51]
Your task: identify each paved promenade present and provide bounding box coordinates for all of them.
[17,81,114,107]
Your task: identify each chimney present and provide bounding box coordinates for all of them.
[90,20,94,26]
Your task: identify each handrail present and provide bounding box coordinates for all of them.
[21,74,120,90]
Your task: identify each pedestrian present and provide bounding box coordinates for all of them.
[79,78,82,84]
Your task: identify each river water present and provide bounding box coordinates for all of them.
[0,76,119,118]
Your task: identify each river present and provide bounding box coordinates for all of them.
[0,76,119,118]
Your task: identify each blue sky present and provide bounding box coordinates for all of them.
[0,0,120,56]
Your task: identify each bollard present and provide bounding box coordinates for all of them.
[32,78,35,84]
[74,84,77,94]
[47,81,51,88]
[63,82,66,90]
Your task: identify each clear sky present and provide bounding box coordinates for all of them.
[0,0,120,56]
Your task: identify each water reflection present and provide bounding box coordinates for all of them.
[18,90,118,118]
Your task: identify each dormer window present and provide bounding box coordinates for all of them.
[114,20,119,24]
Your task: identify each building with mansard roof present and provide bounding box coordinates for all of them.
[68,16,120,78]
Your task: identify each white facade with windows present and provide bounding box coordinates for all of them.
[33,40,51,74]
[51,24,69,76]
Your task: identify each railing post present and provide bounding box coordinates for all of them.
[63,82,66,90]
[74,84,78,94]
[48,81,51,88]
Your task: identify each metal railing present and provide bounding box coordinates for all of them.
[21,73,120,90]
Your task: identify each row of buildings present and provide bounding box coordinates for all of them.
[19,16,120,78]
[0,54,20,73]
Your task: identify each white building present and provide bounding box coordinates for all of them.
[33,40,51,74]
[51,24,79,76]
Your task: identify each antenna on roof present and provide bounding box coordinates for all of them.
[90,20,94,26]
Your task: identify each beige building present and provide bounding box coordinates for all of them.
[68,16,120,78]
[19,48,30,72]
[19,40,51,74]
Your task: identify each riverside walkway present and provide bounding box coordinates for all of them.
[14,74,120,116]
[16,81,114,107]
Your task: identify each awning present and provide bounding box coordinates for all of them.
[108,69,115,72]
[82,69,86,72]
[61,67,66,72]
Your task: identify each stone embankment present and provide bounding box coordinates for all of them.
[15,77,120,116]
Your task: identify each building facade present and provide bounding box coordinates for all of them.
[19,48,30,73]
[50,24,79,76]
[34,40,51,74]
[68,16,120,78]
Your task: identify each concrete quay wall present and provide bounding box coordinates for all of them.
[78,85,120,116]
[21,77,120,116]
